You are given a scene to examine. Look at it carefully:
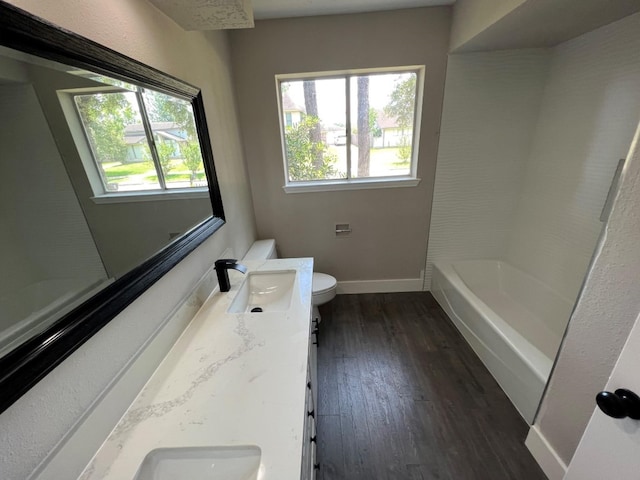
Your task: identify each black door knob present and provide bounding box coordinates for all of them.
[596,388,640,420]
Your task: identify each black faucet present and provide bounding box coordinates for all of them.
[215,259,247,292]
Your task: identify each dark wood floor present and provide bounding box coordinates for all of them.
[315,292,547,480]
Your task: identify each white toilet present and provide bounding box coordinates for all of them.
[242,239,337,323]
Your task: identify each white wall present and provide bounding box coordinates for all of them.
[531,11,640,465]
[0,84,106,296]
[0,85,38,295]
[0,1,256,479]
[506,12,640,304]
[425,49,550,287]
[430,13,640,302]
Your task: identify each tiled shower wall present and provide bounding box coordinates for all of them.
[426,12,640,304]
[506,12,640,302]
[0,84,107,297]
[424,50,550,288]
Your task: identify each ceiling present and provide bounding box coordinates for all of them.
[251,0,455,20]
[455,0,640,52]
[148,0,254,30]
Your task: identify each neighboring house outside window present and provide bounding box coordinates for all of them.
[276,66,424,193]
[66,87,208,197]
[124,122,186,162]
[374,110,411,148]
[282,93,303,127]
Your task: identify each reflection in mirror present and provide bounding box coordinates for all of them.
[0,46,213,357]
[73,86,207,192]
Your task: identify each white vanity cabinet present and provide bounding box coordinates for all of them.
[301,316,319,479]
[69,259,318,480]
[309,317,319,408]
[301,371,317,480]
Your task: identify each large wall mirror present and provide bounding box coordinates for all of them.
[0,3,225,412]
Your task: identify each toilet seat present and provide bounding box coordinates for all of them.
[312,272,337,311]
[312,272,336,295]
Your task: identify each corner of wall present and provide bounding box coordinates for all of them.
[525,425,568,480]
[449,0,526,52]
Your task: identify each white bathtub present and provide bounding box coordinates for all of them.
[431,260,572,422]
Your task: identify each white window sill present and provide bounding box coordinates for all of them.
[282,177,421,194]
[91,188,209,204]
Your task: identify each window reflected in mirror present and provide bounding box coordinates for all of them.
[0,46,214,358]
[73,89,207,193]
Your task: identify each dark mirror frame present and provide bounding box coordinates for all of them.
[0,2,225,413]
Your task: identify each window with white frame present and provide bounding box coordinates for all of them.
[71,87,208,195]
[277,66,424,191]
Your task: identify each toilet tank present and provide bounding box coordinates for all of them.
[242,239,278,261]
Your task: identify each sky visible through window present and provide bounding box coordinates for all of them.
[280,70,418,182]
[284,73,409,125]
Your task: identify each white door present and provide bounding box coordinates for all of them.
[565,310,640,478]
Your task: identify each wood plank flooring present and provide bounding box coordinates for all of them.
[315,292,547,480]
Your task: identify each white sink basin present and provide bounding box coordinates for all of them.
[228,270,296,313]
[133,445,261,480]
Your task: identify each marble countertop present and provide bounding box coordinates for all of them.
[79,258,314,480]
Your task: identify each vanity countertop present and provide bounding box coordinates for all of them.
[78,257,314,480]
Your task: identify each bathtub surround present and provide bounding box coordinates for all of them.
[0,83,108,305]
[0,83,106,291]
[0,82,110,355]
[424,49,550,288]
[428,9,640,473]
[505,12,640,302]
[0,1,256,479]
[229,8,451,290]
[531,16,640,465]
[429,12,640,300]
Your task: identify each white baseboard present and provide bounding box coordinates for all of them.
[337,278,423,294]
[525,425,568,480]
